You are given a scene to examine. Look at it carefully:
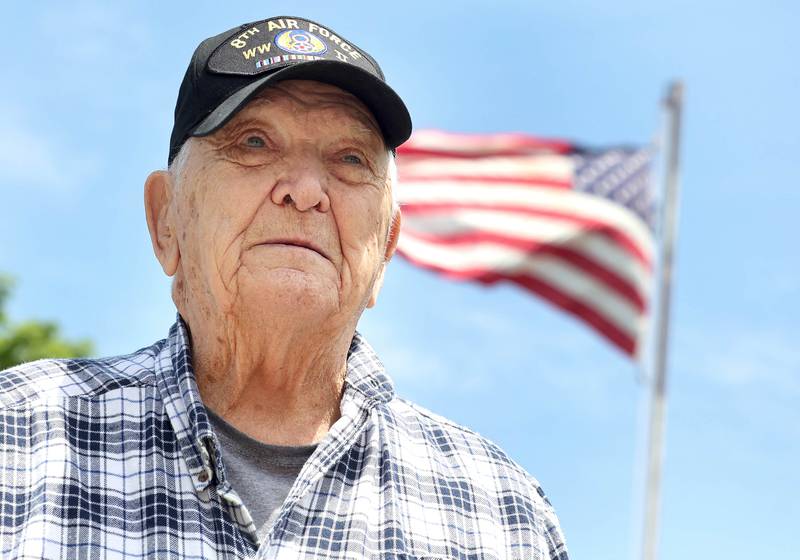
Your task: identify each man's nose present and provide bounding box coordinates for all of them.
[270,160,331,212]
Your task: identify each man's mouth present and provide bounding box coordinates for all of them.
[255,239,330,261]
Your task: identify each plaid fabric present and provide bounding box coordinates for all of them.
[0,317,568,559]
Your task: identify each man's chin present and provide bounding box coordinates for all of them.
[238,269,342,313]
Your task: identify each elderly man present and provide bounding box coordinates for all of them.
[0,16,568,560]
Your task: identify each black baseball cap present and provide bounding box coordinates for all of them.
[168,16,412,164]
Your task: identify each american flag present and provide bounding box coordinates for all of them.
[395,130,656,357]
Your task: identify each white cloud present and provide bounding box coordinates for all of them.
[672,322,800,441]
[677,324,799,393]
[39,2,152,66]
[362,298,640,415]
[0,107,98,190]
[358,315,453,386]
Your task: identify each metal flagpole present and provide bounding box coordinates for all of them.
[641,81,684,560]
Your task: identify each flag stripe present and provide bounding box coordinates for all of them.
[398,154,574,182]
[399,174,572,189]
[402,209,652,288]
[400,229,648,311]
[398,181,653,261]
[397,244,637,355]
[397,130,573,157]
[401,202,653,269]
[397,234,642,336]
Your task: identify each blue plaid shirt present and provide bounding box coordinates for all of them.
[0,317,568,559]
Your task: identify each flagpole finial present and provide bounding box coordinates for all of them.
[664,80,684,109]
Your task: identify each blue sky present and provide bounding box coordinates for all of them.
[1,1,798,558]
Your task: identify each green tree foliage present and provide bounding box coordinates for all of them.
[0,276,93,370]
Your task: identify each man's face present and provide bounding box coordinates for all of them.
[158,79,398,331]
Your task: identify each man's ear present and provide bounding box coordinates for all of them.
[144,170,180,276]
[384,210,401,261]
[367,210,402,309]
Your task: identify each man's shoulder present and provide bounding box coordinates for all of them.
[0,340,166,409]
[377,397,568,557]
[384,396,552,502]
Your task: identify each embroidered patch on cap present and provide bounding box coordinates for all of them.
[206,16,378,77]
[274,30,327,55]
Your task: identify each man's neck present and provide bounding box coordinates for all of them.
[189,320,352,446]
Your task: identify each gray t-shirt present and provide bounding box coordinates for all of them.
[207,409,316,536]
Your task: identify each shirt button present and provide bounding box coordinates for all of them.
[198,471,210,483]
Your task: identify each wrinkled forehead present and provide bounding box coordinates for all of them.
[236,79,384,143]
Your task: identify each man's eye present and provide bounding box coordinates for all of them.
[341,154,363,165]
[243,135,266,148]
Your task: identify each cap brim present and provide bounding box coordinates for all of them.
[191,60,411,149]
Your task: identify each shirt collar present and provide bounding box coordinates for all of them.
[153,316,215,491]
[342,331,395,406]
[153,315,396,492]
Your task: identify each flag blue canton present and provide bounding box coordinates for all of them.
[573,148,656,230]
